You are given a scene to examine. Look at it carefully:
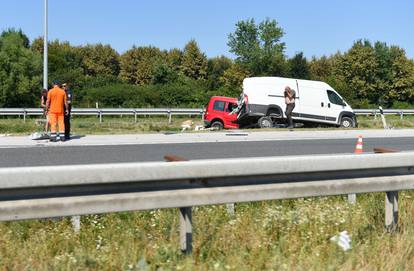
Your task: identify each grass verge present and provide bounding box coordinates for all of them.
[1,192,414,270]
[0,115,413,135]
[0,116,201,135]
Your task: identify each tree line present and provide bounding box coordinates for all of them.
[1,18,414,109]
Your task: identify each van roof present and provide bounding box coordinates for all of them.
[243,76,332,90]
[243,76,325,84]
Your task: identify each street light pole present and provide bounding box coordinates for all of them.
[43,0,48,90]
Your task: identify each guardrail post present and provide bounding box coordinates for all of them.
[385,191,398,232]
[226,203,235,216]
[179,207,192,254]
[134,110,137,123]
[373,147,399,232]
[71,215,81,232]
[168,110,172,124]
[347,194,356,204]
[99,110,102,123]
[201,111,205,122]
[164,154,193,253]
[23,109,27,123]
[400,111,404,120]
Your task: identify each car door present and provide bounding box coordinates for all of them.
[224,101,239,128]
[325,90,347,123]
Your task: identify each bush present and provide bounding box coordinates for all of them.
[78,78,211,108]
[389,101,414,109]
[349,99,377,109]
[78,84,142,107]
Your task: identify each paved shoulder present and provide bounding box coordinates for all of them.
[1,129,414,148]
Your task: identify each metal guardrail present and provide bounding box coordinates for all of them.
[354,109,414,119]
[1,108,414,122]
[0,152,413,252]
[0,108,204,123]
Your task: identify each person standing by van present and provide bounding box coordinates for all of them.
[46,81,68,142]
[284,86,296,128]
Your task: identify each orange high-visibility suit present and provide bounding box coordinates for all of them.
[46,86,67,138]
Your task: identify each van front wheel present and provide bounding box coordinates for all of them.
[340,116,354,128]
[258,116,273,128]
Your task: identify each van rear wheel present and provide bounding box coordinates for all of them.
[258,116,273,128]
[340,116,354,128]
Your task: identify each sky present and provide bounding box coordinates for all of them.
[1,0,413,59]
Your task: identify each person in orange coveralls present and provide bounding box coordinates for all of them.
[46,81,68,142]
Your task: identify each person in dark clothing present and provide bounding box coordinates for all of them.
[284,86,296,128]
[40,88,49,133]
[62,83,72,140]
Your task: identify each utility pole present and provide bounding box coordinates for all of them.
[43,0,48,89]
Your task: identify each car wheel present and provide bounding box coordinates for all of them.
[211,121,224,130]
[258,116,273,128]
[340,116,354,128]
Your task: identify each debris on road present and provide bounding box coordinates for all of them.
[225,133,249,136]
[373,147,399,153]
[181,120,194,132]
[29,132,50,140]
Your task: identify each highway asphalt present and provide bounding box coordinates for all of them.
[1,136,413,168]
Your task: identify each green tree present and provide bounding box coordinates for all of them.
[335,40,379,102]
[288,52,309,79]
[152,62,179,85]
[228,18,286,76]
[207,55,233,90]
[371,42,414,105]
[32,38,85,89]
[166,48,183,71]
[80,44,120,77]
[0,29,42,107]
[334,40,414,106]
[150,48,183,85]
[309,55,333,81]
[119,46,163,85]
[220,63,251,91]
[386,46,414,104]
[180,40,208,80]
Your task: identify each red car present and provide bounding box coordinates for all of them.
[204,96,239,129]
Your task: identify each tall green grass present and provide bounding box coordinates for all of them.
[1,192,414,270]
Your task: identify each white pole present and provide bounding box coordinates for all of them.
[43,0,48,90]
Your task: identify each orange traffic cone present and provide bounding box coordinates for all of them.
[354,135,363,153]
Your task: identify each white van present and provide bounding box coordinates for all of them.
[235,77,356,128]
